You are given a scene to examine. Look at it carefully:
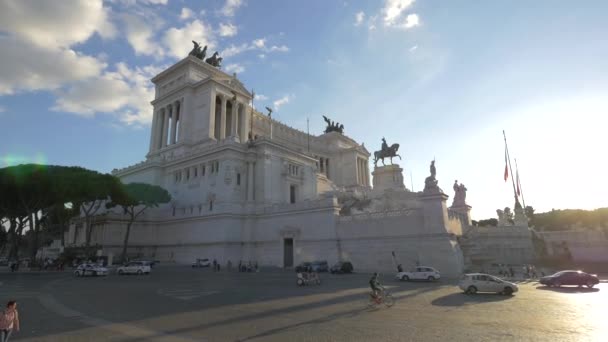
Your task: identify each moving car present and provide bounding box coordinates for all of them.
[459,273,518,295]
[192,258,211,268]
[74,264,109,277]
[396,266,441,281]
[539,270,599,288]
[330,261,354,274]
[311,260,329,272]
[117,261,151,275]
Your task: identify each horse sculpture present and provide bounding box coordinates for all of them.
[373,143,401,166]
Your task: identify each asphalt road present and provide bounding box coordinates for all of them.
[0,265,605,341]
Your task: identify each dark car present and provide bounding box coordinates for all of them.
[311,261,329,272]
[295,262,312,273]
[330,261,354,274]
[539,270,599,288]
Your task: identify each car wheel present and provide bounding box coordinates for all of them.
[427,276,436,282]
[586,281,595,288]
[137,270,143,275]
[118,270,124,275]
[93,271,97,276]
[297,278,304,286]
[553,281,561,288]
[401,275,409,281]
[503,287,513,296]
[467,286,477,294]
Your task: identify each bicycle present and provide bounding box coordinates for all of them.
[366,287,395,308]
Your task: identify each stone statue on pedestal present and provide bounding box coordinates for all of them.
[423,160,442,193]
[373,137,401,167]
[451,180,467,207]
[322,115,344,134]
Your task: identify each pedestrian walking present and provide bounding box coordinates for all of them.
[509,267,514,278]
[212,259,217,272]
[227,260,232,271]
[0,300,20,342]
[238,261,242,272]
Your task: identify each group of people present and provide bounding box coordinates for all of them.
[496,264,543,279]
[210,259,259,273]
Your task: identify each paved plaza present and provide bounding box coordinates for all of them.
[0,265,605,341]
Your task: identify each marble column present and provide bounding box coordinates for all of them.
[220,96,227,140]
[247,161,255,201]
[209,91,217,139]
[149,110,159,152]
[231,101,238,138]
[326,158,330,179]
[169,104,177,145]
[161,107,169,148]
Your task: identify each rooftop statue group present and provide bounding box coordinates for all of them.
[189,41,222,68]
[323,115,344,134]
[373,137,401,166]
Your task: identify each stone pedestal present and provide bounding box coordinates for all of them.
[372,164,405,193]
[449,205,472,226]
[513,206,529,227]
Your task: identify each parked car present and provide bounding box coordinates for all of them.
[74,264,109,277]
[311,261,329,272]
[117,261,151,275]
[330,261,354,274]
[396,266,441,282]
[539,270,599,288]
[192,258,211,268]
[459,273,518,295]
[295,262,312,273]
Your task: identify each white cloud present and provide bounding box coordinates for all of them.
[273,95,292,111]
[355,11,365,26]
[123,14,164,57]
[383,0,415,26]
[0,106,5,113]
[224,63,245,74]
[254,94,268,101]
[53,63,161,125]
[401,13,420,29]
[180,7,195,20]
[269,45,289,52]
[163,20,216,59]
[253,38,266,48]
[258,54,266,59]
[218,23,238,37]
[0,36,105,95]
[409,45,418,52]
[115,0,168,5]
[222,38,288,58]
[220,0,243,17]
[0,0,116,49]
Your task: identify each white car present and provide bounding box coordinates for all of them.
[459,273,519,295]
[74,264,109,277]
[117,261,151,275]
[396,266,441,282]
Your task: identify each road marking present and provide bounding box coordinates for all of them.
[157,289,220,301]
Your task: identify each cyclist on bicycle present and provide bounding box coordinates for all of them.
[369,272,383,298]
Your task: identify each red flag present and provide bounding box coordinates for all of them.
[516,170,521,196]
[504,147,509,182]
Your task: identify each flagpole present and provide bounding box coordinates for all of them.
[515,158,527,209]
[503,130,521,208]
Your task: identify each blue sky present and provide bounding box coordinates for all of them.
[1,0,607,219]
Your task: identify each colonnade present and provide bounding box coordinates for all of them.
[150,99,182,151]
[356,157,370,186]
[209,93,248,142]
[319,157,330,179]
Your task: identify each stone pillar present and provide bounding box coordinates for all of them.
[209,91,217,139]
[247,161,255,201]
[161,107,169,148]
[231,100,238,138]
[149,110,159,152]
[326,158,330,179]
[169,104,177,145]
[220,96,227,140]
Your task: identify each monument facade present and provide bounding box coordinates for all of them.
[67,54,467,276]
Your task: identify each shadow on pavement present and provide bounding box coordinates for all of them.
[535,285,599,293]
[431,292,513,307]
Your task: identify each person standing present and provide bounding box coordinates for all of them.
[0,300,20,342]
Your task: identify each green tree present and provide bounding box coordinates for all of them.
[106,183,171,263]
